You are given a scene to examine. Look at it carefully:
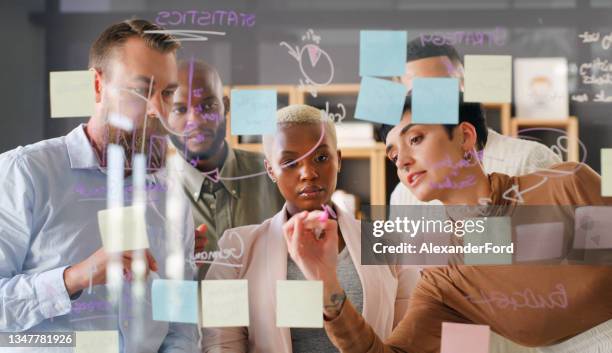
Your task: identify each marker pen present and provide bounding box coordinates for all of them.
[314,206,330,240]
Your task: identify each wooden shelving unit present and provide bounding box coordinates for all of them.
[222,83,562,205]
[295,84,361,104]
[340,143,387,205]
[510,117,579,162]
[227,141,387,205]
[483,103,512,136]
[224,83,388,205]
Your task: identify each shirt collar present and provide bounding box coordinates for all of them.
[66,124,100,169]
[66,124,165,186]
[217,145,241,198]
[174,142,241,201]
[488,172,516,206]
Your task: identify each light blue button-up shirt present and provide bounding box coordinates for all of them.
[0,125,197,352]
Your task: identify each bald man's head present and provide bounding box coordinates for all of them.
[177,60,224,99]
[169,59,228,161]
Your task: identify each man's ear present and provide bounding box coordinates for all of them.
[93,68,103,103]
[336,150,342,173]
[458,122,478,152]
[264,159,277,182]
[223,95,230,117]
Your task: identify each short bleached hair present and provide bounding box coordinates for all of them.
[262,104,337,161]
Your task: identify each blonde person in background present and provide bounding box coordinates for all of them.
[202,105,417,353]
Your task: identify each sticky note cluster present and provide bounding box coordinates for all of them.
[151,279,323,328]
[50,70,95,118]
[464,55,512,103]
[97,205,150,253]
[152,279,249,327]
[230,89,277,135]
[356,30,409,125]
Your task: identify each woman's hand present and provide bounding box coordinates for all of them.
[283,210,346,319]
[283,210,338,281]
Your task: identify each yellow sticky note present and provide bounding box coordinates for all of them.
[50,70,95,118]
[201,279,249,327]
[276,280,323,328]
[602,149,612,196]
[75,331,119,353]
[97,205,149,252]
[464,55,512,103]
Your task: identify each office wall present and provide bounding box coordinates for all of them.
[2,0,611,177]
[0,1,45,153]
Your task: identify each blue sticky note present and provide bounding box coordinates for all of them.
[152,279,198,324]
[355,77,407,125]
[359,30,407,77]
[412,78,459,124]
[230,89,277,135]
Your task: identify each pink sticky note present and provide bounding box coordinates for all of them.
[441,322,490,353]
[515,222,565,261]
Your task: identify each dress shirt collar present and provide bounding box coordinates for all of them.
[174,142,241,201]
[66,124,100,170]
[65,124,165,185]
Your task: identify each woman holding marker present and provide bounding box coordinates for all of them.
[285,96,612,353]
[202,105,418,353]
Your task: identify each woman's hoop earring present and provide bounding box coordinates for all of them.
[464,151,472,161]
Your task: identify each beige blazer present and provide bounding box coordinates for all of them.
[202,203,419,353]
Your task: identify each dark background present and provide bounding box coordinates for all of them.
[2,0,611,202]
